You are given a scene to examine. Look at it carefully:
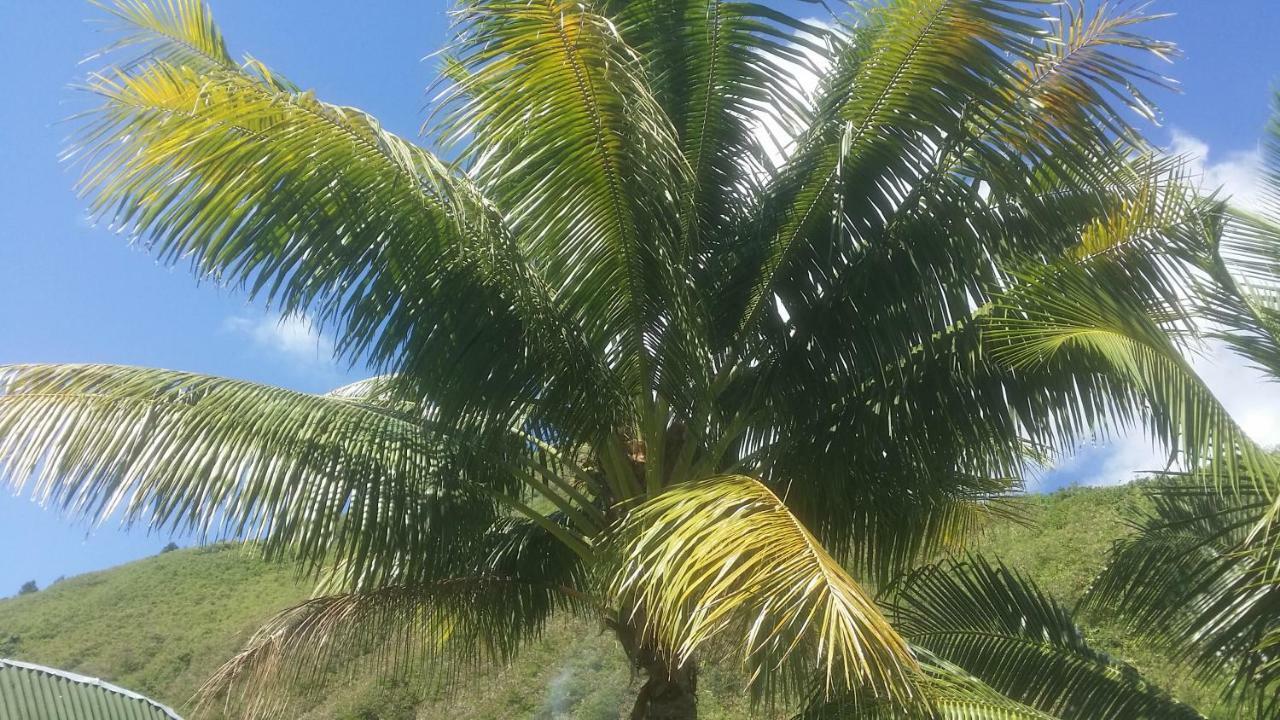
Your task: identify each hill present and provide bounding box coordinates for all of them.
[0,484,1245,719]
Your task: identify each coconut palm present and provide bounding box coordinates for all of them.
[1,0,1270,718]
[1086,96,1280,718]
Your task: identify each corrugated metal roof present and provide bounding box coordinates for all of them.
[0,658,184,720]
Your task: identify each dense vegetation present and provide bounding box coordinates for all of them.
[0,485,1246,719]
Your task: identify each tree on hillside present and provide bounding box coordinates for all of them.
[1086,95,1280,718]
[0,1,1273,718]
[17,581,37,596]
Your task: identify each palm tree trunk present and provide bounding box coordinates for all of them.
[612,618,699,720]
[630,658,697,720]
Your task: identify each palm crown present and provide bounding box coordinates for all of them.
[1,1,1275,718]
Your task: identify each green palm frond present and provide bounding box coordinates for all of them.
[201,510,589,718]
[893,556,1205,720]
[986,243,1278,494]
[608,474,916,706]
[1083,475,1280,715]
[740,0,1053,335]
[603,1,823,242]
[1082,94,1280,717]
[435,0,694,405]
[0,364,596,586]
[1200,94,1280,379]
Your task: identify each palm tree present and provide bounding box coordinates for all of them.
[1086,95,1280,718]
[1,1,1271,717]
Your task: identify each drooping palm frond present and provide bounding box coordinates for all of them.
[607,474,916,706]
[1081,94,1280,717]
[985,230,1279,495]
[199,508,590,718]
[0,364,590,587]
[892,556,1205,720]
[1083,475,1280,716]
[1199,94,1280,380]
[197,573,586,719]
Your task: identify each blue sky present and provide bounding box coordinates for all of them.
[0,1,1278,595]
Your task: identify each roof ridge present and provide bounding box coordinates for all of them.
[0,657,185,719]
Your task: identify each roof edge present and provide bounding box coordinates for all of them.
[0,657,185,719]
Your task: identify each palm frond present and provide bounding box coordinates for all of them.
[74,3,623,443]
[798,648,1062,720]
[93,0,235,70]
[0,364,590,588]
[604,1,824,247]
[985,238,1278,494]
[1082,94,1280,715]
[197,571,587,719]
[435,0,693,406]
[1200,92,1280,378]
[1083,476,1280,714]
[607,474,916,706]
[893,556,1206,719]
[739,0,1050,334]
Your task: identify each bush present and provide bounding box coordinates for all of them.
[17,581,38,596]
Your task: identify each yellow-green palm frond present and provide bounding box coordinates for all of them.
[93,0,235,70]
[608,474,916,706]
[74,1,625,443]
[893,557,1206,719]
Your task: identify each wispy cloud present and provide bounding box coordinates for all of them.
[222,312,338,371]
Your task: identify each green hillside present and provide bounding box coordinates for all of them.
[0,485,1244,719]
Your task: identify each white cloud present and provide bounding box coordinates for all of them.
[1169,129,1265,212]
[1035,430,1167,491]
[1191,342,1280,448]
[223,312,336,368]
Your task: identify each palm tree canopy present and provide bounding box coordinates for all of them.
[2,0,1273,716]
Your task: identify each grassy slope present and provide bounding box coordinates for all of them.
[0,485,1242,719]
